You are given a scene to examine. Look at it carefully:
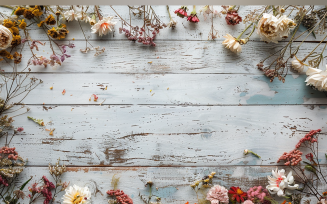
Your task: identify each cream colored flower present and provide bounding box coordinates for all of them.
[257,13,296,43]
[64,9,80,22]
[266,168,298,197]
[62,184,91,204]
[291,58,304,73]
[91,16,116,36]
[0,25,13,49]
[167,19,177,28]
[305,65,327,91]
[222,34,242,53]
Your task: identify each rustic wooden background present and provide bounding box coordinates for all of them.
[1,5,327,204]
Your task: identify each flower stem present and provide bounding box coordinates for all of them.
[167,5,172,21]
[236,23,253,40]
[192,5,196,14]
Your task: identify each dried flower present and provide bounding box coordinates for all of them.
[222,34,241,53]
[175,6,188,18]
[206,185,229,204]
[0,25,13,49]
[18,19,27,29]
[11,35,21,47]
[266,168,298,197]
[91,16,116,36]
[16,127,24,132]
[257,13,296,43]
[225,10,242,25]
[277,149,303,166]
[228,187,247,203]
[244,149,261,158]
[305,66,327,91]
[23,9,34,19]
[14,7,25,16]
[167,19,177,28]
[45,14,56,25]
[291,58,305,73]
[64,9,79,22]
[107,189,133,204]
[27,116,45,126]
[62,185,91,204]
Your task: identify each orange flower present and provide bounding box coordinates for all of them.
[62,89,66,95]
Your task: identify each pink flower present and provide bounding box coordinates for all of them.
[247,186,268,203]
[174,6,188,18]
[243,200,254,204]
[206,185,229,204]
[187,14,200,23]
[225,10,242,25]
[17,127,24,132]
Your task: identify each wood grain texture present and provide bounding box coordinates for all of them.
[15,166,325,204]
[9,105,327,166]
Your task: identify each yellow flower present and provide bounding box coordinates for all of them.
[37,21,45,27]
[23,9,34,19]
[10,27,19,35]
[3,19,14,28]
[18,19,27,29]
[11,35,21,47]
[0,50,13,59]
[204,179,209,183]
[14,7,25,16]
[48,27,59,39]
[32,9,43,17]
[45,14,56,25]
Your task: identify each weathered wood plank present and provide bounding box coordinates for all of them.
[4,105,327,166]
[14,166,324,203]
[0,5,325,42]
[2,41,324,75]
[2,73,326,105]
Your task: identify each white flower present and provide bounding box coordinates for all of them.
[291,58,304,73]
[64,9,80,22]
[305,65,327,91]
[91,16,116,36]
[266,168,299,197]
[222,34,242,53]
[167,19,177,28]
[0,25,13,50]
[79,12,91,23]
[257,13,296,43]
[62,184,91,204]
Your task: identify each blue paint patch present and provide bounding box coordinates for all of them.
[319,106,327,109]
[139,186,177,199]
[246,75,327,104]
[240,92,246,97]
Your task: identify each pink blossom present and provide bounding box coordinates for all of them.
[187,14,200,23]
[206,185,229,204]
[174,6,188,18]
[17,127,24,132]
[225,10,242,25]
[247,186,268,203]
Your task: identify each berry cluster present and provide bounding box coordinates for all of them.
[0,175,8,187]
[0,146,18,160]
[277,149,303,166]
[107,189,133,204]
[295,129,321,148]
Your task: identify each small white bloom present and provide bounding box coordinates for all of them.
[257,13,296,43]
[0,25,13,49]
[305,65,327,91]
[62,184,91,204]
[266,168,299,197]
[167,19,177,28]
[91,16,117,36]
[64,9,80,22]
[222,34,242,53]
[291,58,304,73]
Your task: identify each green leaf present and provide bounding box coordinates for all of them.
[303,161,317,170]
[325,153,327,159]
[20,176,33,190]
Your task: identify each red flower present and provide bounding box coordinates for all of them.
[174,6,188,18]
[229,186,247,203]
[187,14,200,23]
[225,10,242,25]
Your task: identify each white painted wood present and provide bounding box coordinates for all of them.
[2,40,324,75]
[1,73,325,105]
[14,166,325,203]
[5,105,327,166]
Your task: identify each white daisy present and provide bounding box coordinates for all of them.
[62,184,91,204]
[222,34,242,54]
[91,16,116,36]
[64,9,80,22]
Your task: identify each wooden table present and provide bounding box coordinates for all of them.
[1,5,327,204]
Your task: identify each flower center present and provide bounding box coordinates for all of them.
[72,192,84,204]
[236,188,243,195]
[101,22,109,29]
[276,177,283,187]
